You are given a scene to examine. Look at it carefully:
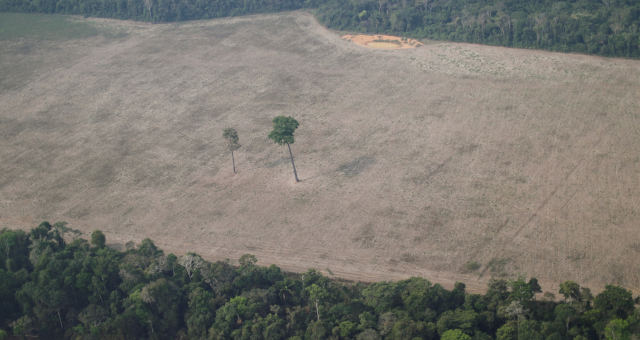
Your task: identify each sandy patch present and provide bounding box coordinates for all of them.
[342,34,423,49]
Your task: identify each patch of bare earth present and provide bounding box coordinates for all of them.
[1,12,640,294]
[342,34,422,49]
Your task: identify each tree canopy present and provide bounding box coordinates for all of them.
[1,0,639,58]
[269,116,301,181]
[223,128,240,152]
[1,223,639,339]
[268,116,299,146]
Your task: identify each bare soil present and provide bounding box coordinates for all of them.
[1,12,640,294]
[342,34,423,49]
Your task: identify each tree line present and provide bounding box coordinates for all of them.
[1,0,639,58]
[0,0,320,23]
[1,222,639,339]
[314,0,640,58]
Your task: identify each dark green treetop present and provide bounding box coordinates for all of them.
[222,128,240,151]
[90,230,106,248]
[268,116,299,145]
[268,116,301,182]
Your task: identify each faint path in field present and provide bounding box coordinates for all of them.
[510,126,608,241]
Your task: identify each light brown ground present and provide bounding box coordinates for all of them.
[1,12,640,294]
[342,34,423,49]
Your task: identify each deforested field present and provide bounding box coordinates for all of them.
[1,11,639,293]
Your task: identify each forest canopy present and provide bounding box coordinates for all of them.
[0,0,639,58]
[0,223,639,339]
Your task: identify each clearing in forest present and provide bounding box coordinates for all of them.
[1,12,640,294]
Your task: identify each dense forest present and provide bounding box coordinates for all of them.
[0,0,319,22]
[0,0,639,58]
[0,223,639,339]
[315,0,640,58]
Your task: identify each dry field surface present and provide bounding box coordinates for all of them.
[342,34,423,49]
[1,12,640,293]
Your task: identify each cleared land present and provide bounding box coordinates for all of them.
[342,34,423,49]
[1,12,640,293]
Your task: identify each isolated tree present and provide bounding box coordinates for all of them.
[268,116,300,182]
[223,128,241,174]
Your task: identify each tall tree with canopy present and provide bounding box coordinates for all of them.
[268,116,300,182]
[222,128,241,174]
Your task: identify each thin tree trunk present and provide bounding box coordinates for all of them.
[286,143,299,182]
[314,300,320,321]
[231,150,236,174]
[57,310,64,329]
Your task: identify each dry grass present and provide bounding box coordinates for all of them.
[1,12,640,293]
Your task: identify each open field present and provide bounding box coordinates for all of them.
[1,11,640,293]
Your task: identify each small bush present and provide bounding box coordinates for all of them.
[462,261,481,273]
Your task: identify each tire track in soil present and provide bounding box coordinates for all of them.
[472,124,608,280]
[509,127,607,241]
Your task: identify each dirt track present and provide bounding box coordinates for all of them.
[1,12,640,293]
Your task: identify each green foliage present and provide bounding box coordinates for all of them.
[268,116,299,146]
[0,0,317,22]
[462,261,481,273]
[604,319,631,340]
[0,228,30,271]
[239,253,257,268]
[213,296,258,336]
[518,320,543,340]
[362,281,401,313]
[1,223,639,339]
[90,230,106,248]
[436,309,478,336]
[337,320,356,337]
[269,115,301,181]
[314,0,640,58]
[495,321,517,340]
[559,281,582,302]
[400,277,459,321]
[185,287,215,338]
[508,277,535,304]
[442,328,472,340]
[306,283,328,321]
[356,328,381,340]
[222,127,241,152]
[595,285,635,319]
[2,0,640,58]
